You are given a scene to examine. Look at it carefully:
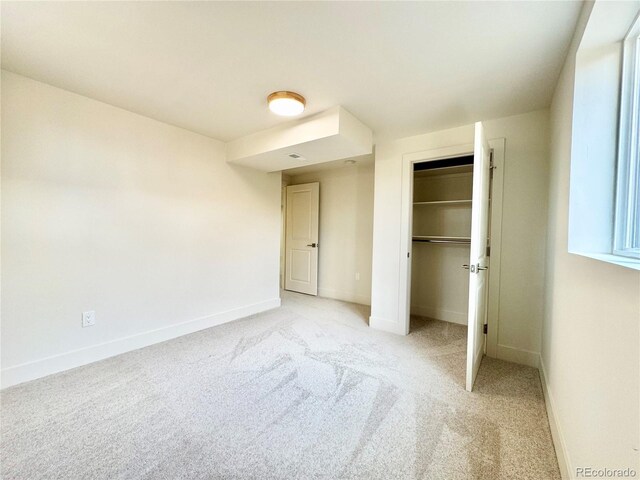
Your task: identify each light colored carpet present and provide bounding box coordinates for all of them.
[1,291,560,479]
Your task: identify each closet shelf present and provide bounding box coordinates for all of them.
[413,200,472,206]
[412,235,471,244]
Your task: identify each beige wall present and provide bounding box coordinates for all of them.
[289,162,374,305]
[541,3,640,476]
[486,111,550,359]
[370,109,549,366]
[1,71,282,387]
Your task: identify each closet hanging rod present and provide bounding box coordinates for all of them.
[412,236,471,244]
[413,239,471,244]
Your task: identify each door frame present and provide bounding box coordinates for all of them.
[280,184,287,290]
[398,138,505,359]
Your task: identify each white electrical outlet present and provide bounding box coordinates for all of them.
[82,310,96,327]
[355,272,360,281]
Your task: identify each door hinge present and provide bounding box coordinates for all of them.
[483,324,488,334]
[489,151,496,178]
[407,252,410,258]
[486,245,491,257]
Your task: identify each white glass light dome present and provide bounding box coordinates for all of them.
[267,91,305,116]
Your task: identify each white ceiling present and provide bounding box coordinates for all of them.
[1,1,582,142]
[282,154,375,177]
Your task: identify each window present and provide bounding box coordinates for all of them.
[614,15,640,259]
[567,3,640,270]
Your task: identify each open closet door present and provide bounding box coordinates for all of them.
[465,122,491,392]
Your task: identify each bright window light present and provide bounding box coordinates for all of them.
[614,15,640,259]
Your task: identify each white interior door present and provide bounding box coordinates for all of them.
[285,182,319,295]
[465,122,492,392]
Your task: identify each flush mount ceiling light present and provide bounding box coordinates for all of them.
[267,91,306,116]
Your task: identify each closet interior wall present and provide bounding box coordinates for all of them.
[410,164,474,325]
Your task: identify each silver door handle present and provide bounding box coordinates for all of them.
[307,243,318,248]
[462,264,487,273]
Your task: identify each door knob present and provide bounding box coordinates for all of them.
[307,243,318,248]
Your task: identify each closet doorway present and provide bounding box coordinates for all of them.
[400,123,504,391]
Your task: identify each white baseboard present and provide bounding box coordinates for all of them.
[317,287,370,306]
[539,356,572,479]
[410,304,467,325]
[495,344,541,368]
[1,297,281,389]
[369,316,406,335]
